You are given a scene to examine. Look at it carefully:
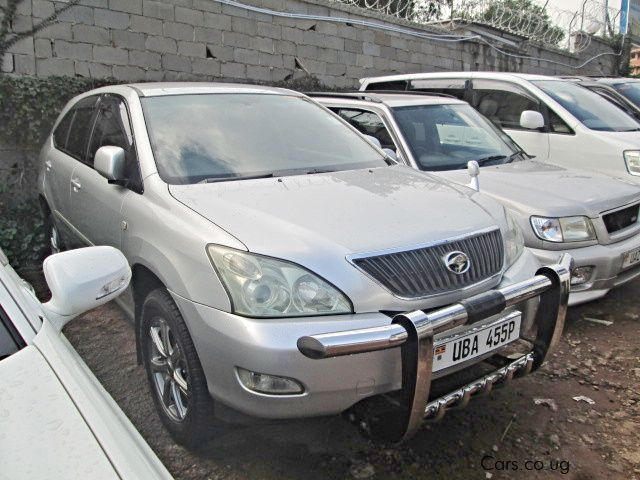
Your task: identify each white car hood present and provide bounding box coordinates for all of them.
[594,129,640,149]
[0,347,117,480]
[169,165,500,259]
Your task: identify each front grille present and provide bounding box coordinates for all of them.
[352,229,504,299]
[603,203,639,234]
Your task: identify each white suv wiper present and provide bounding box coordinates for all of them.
[198,173,274,183]
[474,155,507,166]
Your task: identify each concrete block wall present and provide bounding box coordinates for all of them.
[1,0,620,87]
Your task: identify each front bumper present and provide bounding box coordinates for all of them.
[530,233,640,305]
[297,254,571,441]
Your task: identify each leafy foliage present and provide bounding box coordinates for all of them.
[0,195,45,269]
[0,75,116,148]
[0,75,117,268]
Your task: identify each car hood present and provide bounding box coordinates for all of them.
[169,165,501,258]
[439,160,640,217]
[0,347,118,480]
[592,129,640,149]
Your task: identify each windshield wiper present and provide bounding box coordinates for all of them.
[305,168,335,174]
[473,155,507,166]
[198,172,274,183]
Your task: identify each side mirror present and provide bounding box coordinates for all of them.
[41,246,131,331]
[519,110,545,130]
[363,134,382,148]
[467,160,480,192]
[94,146,126,183]
[383,148,398,162]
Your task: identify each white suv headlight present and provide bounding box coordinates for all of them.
[530,216,596,243]
[624,150,640,176]
[207,245,352,318]
[504,210,524,268]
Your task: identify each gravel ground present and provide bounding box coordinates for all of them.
[55,279,640,480]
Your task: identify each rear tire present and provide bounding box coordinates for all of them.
[140,288,217,448]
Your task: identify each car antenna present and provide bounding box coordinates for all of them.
[467,160,480,192]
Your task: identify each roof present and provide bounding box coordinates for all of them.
[125,82,299,97]
[309,92,466,108]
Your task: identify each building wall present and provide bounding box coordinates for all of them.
[1,0,621,87]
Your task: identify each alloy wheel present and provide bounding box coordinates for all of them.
[148,316,190,422]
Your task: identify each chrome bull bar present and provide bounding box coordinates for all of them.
[297,254,572,442]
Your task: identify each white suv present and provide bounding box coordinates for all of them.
[360,72,640,182]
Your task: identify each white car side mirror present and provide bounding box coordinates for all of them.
[519,110,545,130]
[383,148,398,162]
[41,246,131,331]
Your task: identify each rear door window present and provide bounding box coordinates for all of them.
[62,96,100,162]
[53,111,74,149]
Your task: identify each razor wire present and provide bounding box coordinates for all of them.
[329,0,621,51]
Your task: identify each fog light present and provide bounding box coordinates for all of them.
[236,367,304,395]
[571,266,594,286]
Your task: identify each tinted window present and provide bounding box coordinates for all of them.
[410,78,467,100]
[533,80,640,132]
[53,110,74,149]
[471,80,541,130]
[65,96,99,162]
[0,305,24,361]
[141,94,387,184]
[392,103,518,171]
[363,80,408,91]
[611,82,640,106]
[333,108,396,150]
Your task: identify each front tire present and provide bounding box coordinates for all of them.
[141,288,216,448]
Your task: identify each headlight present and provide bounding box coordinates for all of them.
[207,245,352,318]
[504,210,524,267]
[624,150,640,176]
[530,216,596,243]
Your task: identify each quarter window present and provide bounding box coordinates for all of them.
[88,95,141,189]
[410,78,468,101]
[332,108,396,151]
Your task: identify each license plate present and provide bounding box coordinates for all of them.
[622,246,640,269]
[432,312,521,372]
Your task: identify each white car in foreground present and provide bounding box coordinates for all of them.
[0,246,173,480]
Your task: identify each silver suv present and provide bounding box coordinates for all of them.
[38,83,569,446]
[312,92,640,306]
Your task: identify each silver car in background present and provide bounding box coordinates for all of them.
[312,92,640,305]
[38,83,569,446]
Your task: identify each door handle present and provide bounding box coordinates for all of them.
[71,178,82,190]
[44,160,52,171]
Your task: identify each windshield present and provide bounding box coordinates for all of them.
[141,94,387,184]
[532,80,639,132]
[611,81,640,107]
[391,103,521,171]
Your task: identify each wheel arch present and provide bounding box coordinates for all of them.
[131,263,166,364]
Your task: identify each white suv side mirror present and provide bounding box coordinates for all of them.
[519,110,545,130]
[363,134,382,148]
[41,246,131,331]
[95,146,126,182]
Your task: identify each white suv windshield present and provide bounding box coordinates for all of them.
[532,80,640,132]
[392,103,521,171]
[141,94,387,184]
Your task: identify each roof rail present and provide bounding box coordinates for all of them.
[306,90,457,101]
[304,92,384,103]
